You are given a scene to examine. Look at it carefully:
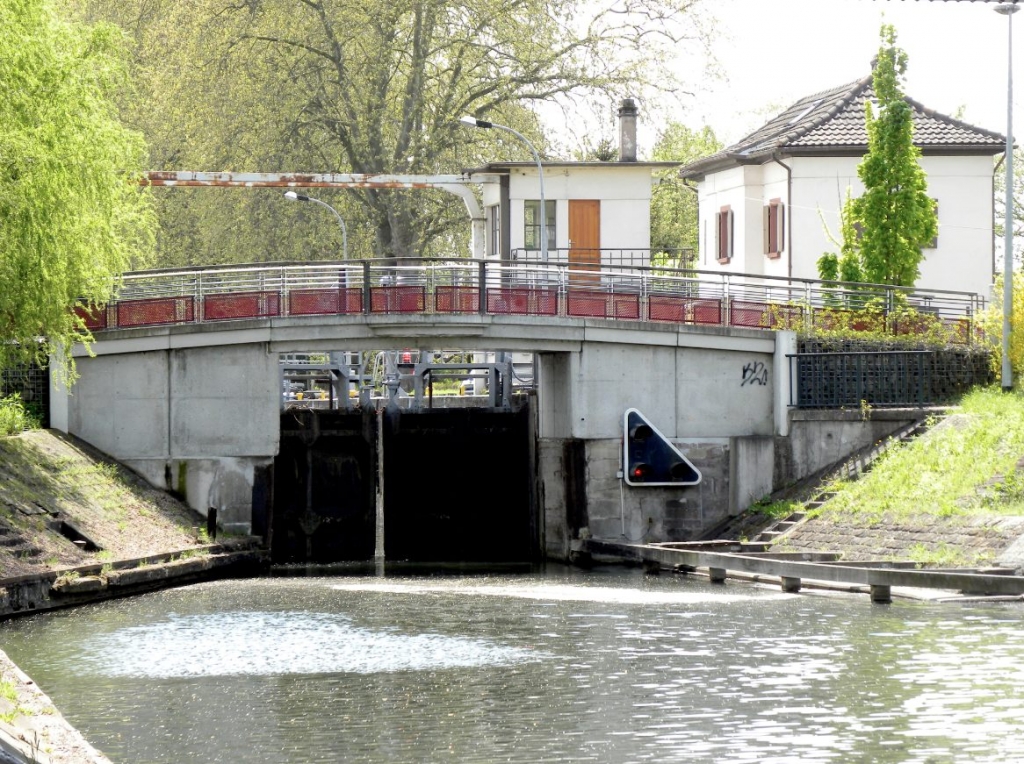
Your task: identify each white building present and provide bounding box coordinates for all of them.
[467,100,684,271]
[678,73,1006,298]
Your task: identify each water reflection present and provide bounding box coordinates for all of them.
[0,566,1022,763]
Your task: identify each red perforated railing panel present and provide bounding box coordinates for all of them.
[288,288,363,316]
[435,286,480,313]
[485,287,558,316]
[116,297,194,327]
[75,306,107,331]
[648,296,723,325]
[565,290,641,320]
[203,291,281,321]
[370,286,425,313]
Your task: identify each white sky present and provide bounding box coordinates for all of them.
[673,0,1019,148]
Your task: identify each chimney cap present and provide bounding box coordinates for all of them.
[618,97,638,116]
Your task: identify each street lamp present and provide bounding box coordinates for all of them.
[283,191,348,260]
[459,116,548,261]
[997,0,1020,392]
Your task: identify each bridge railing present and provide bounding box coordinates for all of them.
[78,258,986,344]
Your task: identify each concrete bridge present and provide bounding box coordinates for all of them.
[50,259,983,561]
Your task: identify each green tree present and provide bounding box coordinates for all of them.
[75,0,712,266]
[0,0,155,374]
[994,145,1024,269]
[983,272,1024,383]
[649,123,721,267]
[818,188,864,285]
[852,24,937,286]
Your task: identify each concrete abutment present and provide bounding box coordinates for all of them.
[51,323,930,563]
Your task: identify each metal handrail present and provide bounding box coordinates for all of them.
[85,257,986,341]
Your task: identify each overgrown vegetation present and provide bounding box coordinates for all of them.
[0,0,156,379]
[750,497,801,521]
[767,298,974,349]
[0,395,40,436]
[982,271,1024,380]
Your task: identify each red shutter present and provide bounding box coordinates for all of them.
[717,205,732,264]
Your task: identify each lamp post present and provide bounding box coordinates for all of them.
[283,191,348,260]
[997,0,1020,392]
[460,116,548,261]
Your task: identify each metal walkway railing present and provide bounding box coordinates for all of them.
[76,258,985,345]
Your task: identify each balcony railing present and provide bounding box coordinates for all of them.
[74,257,986,345]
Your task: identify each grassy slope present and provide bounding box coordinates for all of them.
[768,386,1024,566]
[822,387,1024,521]
[0,430,208,579]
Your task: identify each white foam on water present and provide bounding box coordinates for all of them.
[75,611,545,678]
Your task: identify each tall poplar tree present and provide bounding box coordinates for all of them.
[853,24,937,287]
[0,0,155,374]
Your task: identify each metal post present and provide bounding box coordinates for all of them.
[460,117,547,261]
[998,1,1020,391]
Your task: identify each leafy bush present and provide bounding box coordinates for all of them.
[0,394,40,436]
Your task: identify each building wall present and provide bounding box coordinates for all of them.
[492,165,655,257]
[697,154,996,298]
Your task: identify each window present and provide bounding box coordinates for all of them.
[763,199,785,258]
[524,200,555,252]
[486,205,500,256]
[715,205,733,264]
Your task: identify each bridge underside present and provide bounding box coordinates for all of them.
[272,406,535,564]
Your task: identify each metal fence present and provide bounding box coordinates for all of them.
[74,257,986,345]
[788,350,994,408]
[0,363,49,426]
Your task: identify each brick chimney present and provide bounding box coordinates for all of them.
[618,98,638,162]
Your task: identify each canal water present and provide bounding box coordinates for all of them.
[1,565,1023,763]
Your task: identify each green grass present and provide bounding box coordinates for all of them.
[0,395,39,436]
[750,497,802,520]
[821,386,1024,523]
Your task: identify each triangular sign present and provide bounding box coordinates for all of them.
[623,408,701,487]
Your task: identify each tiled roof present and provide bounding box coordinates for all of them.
[680,74,1006,179]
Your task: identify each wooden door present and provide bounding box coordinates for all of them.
[568,200,600,285]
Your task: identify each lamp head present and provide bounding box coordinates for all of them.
[459,115,491,128]
[996,1,1020,15]
[283,191,309,202]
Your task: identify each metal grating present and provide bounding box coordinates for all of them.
[789,349,994,408]
[1,363,49,427]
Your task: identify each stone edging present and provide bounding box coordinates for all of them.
[0,540,270,620]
